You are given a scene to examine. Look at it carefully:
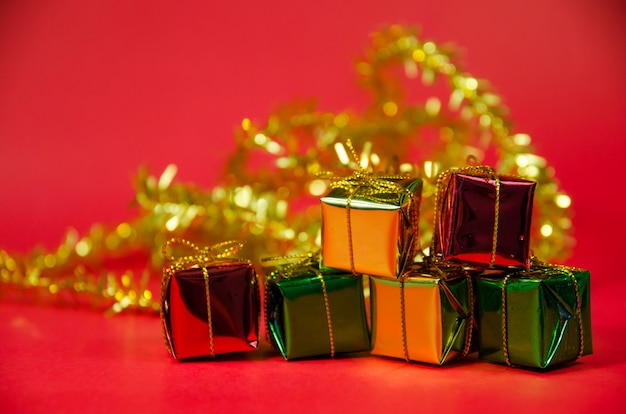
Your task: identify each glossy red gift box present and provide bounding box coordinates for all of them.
[160,262,260,360]
[434,171,536,268]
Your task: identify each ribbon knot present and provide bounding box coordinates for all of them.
[162,238,244,269]
[463,155,499,181]
[319,140,413,203]
[262,250,320,281]
[319,139,416,274]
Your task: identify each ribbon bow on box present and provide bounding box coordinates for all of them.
[432,156,536,269]
[263,250,370,360]
[319,140,422,277]
[475,257,592,369]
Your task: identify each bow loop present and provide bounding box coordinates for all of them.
[318,139,414,204]
[461,155,499,182]
[262,250,321,281]
[162,238,244,267]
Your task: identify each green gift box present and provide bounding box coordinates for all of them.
[265,259,370,360]
[476,265,592,369]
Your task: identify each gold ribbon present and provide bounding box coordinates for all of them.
[433,156,501,267]
[162,238,244,269]
[500,258,584,367]
[319,139,416,274]
[398,258,474,363]
[262,251,335,357]
[161,237,245,358]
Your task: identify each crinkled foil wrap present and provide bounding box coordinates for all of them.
[265,267,370,360]
[321,178,422,278]
[475,268,592,368]
[161,262,259,360]
[369,267,472,365]
[435,173,536,268]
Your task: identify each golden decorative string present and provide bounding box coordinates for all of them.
[0,24,575,313]
[345,195,357,275]
[162,238,244,268]
[399,275,410,362]
[492,177,501,267]
[317,272,335,357]
[202,267,215,358]
[461,270,474,358]
[500,261,584,367]
[501,275,512,366]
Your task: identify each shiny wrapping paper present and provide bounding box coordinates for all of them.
[476,267,592,369]
[320,178,422,278]
[369,266,473,365]
[435,172,536,268]
[265,267,370,360]
[161,262,260,360]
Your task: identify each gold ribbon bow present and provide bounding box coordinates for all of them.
[433,155,501,267]
[319,139,416,274]
[262,251,320,281]
[262,251,336,357]
[500,257,584,367]
[161,238,245,358]
[162,237,245,269]
[398,257,474,363]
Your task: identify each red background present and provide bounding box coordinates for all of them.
[1,1,625,412]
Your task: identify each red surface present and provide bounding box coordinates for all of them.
[1,1,626,412]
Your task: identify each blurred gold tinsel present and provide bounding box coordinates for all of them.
[0,25,575,314]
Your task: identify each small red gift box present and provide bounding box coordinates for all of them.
[433,164,536,268]
[160,239,259,360]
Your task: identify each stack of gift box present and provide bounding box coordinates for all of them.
[160,158,592,370]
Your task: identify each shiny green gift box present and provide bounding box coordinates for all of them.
[265,266,370,360]
[476,266,592,369]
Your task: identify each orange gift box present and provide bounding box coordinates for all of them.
[320,178,422,278]
[369,265,473,365]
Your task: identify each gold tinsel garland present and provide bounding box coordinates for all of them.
[0,25,575,314]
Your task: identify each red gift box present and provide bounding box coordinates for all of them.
[161,260,260,360]
[434,166,536,268]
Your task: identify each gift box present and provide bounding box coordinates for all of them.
[475,265,592,369]
[433,166,536,268]
[320,176,422,278]
[160,240,260,360]
[369,263,474,365]
[265,259,370,360]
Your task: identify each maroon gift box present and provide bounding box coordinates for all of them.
[434,171,536,268]
[161,262,260,360]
